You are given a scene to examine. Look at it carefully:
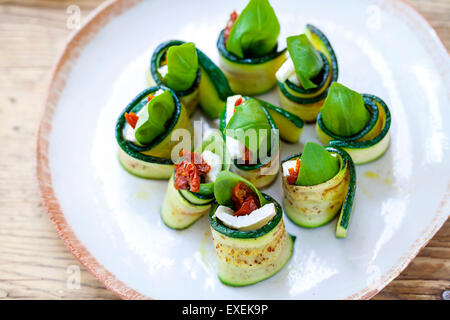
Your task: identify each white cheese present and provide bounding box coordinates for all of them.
[154,88,165,96]
[288,73,301,86]
[282,160,297,177]
[124,90,166,143]
[275,57,296,83]
[214,203,277,231]
[158,65,168,78]
[225,94,242,124]
[225,95,245,160]
[201,150,222,182]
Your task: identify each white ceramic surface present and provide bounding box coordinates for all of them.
[39,0,450,299]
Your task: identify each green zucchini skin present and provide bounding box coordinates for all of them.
[179,189,215,206]
[209,194,295,286]
[150,40,201,115]
[217,30,287,96]
[219,98,280,189]
[219,96,305,188]
[316,94,391,165]
[277,24,339,122]
[150,40,202,96]
[115,86,191,180]
[149,39,233,118]
[253,97,304,144]
[281,147,356,238]
[161,175,212,230]
[196,49,234,119]
[161,131,230,229]
[331,147,357,238]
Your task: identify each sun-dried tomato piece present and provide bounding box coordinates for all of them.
[234,97,243,107]
[179,150,211,175]
[174,162,199,191]
[287,158,301,185]
[174,150,211,192]
[147,94,155,102]
[231,182,260,216]
[231,182,248,208]
[243,145,253,165]
[124,112,139,129]
[235,194,260,216]
[224,10,239,44]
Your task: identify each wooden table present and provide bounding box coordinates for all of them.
[0,0,448,300]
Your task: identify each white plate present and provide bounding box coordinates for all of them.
[37,0,450,299]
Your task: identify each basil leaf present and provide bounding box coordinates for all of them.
[197,182,214,196]
[287,34,323,90]
[296,142,340,186]
[135,90,175,145]
[225,98,272,156]
[320,82,370,137]
[226,0,280,58]
[214,171,267,207]
[163,42,198,91]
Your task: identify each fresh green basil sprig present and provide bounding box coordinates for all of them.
[320,83,371,137]
[225,98,273,157]
[226,0,280,59]
[135,90,175,145]
[163,42,199,91]
[296,142,340,186]
[287,34,324,90]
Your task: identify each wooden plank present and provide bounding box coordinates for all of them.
[0,0,448,300]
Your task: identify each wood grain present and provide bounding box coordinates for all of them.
[0,0,448,300]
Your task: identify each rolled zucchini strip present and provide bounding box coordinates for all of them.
[210,186,294,286]
[316,94,391,165]
[281,147,356,238]
[217,30,287,96]
[277,24,338,122]
[220,99,276,189]
[255,97,304,144]
[220,96,304,189]
[161,175,214,230]
[115,86,192,180]
[149,40,201,116]
[161,131,231,229]
[148,40,233,119]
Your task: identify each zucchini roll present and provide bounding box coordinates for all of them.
[149,40,233,119]
[161,131,230,229]
[220,95,304,189]
[209,171,295,286]
[281,143,356,238]
[115,86,192,179]
[217,0,286,95]
[276,24,338,122]
[315,83,391,164]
